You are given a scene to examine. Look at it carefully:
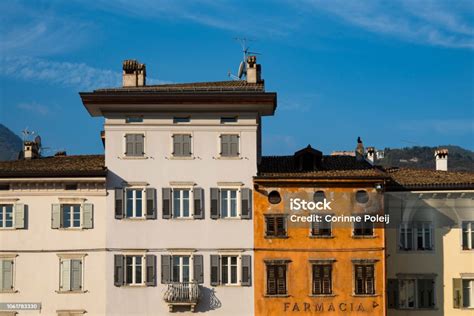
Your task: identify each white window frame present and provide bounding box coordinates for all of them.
[0,204,14,229]
[399,222,433,251]
[172,187,193,218]
[398,276,436,309]
[219,187,240,218]
[124,254,146,286]
[62,204,82,229]
[462,221,474,250]
[171,254,193,283]
[124,187,146,219]
[220,254,241,286]
[462,279,474,308]
[58,256,85,292]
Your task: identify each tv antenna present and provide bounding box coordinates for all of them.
[21,127,36,141]
[228,37,261,80]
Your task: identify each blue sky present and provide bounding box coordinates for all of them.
[0,0,473,156]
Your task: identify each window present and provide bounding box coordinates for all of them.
[173,189,191,218]
[312,264,332,295]
[63,204,81,228]
[173,116,190,124]
[0,258,14,292]
[125,255,145,285]
[265,215,287,237]
[354,264,375,295]
[210,255,251,286]
[220,134,239,157]
[355,190,369,204]
[220,116,238,124]
[353,219,374,237]
[313,191,325,203]
[266,263,287,296]
[172,134,192,157]
[114,254,156,287]
[126,116,143,123]
[221,189,238,218]
[462,279,474,308]
[462,221,474,250]
[268,191,281,204]
[399,278,435,309]
[172,256,190,283]
[399,222,433,251]
[221,256,238,285]
[125,134,144,157]
[51,204,92,229]
[126,189,144,218]
[0,204,13,228]
[59,258,83,292]
[311,217,332,237]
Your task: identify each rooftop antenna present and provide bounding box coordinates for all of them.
[228,37,261,80]
[21,127,36,142]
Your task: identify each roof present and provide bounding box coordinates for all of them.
[0,155,106,178]
[385,167,474,190]
[257,155,387,179]
[94,80,265,93]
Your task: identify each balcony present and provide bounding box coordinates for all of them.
[163,282,200,312]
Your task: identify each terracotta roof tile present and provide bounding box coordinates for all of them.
[0,155,106,178]
[95,80,264,93]
[385,167,474,190]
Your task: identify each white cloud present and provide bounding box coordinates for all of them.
[17,102,51,116]
[399,119,474,135]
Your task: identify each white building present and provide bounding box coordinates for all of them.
[79,57,276,315]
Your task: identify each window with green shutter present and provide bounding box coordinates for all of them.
[172,134,192,157]
[220,134,239,157]
[0,258,14,292]
[59,258,83,292]
[265,215,287,237]
[0,204,14,228]
[125,134,145,157]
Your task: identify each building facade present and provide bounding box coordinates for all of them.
[253,146,388,316]
[385,168,474,316]
[79,58,276,315]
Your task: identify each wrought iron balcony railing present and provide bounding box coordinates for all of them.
[163,282,200,312]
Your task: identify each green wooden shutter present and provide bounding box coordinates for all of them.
[193,255,204,284]
[114,255,124,287]
[193,188,204,219]
[71,260,82,291]
[221,135,230,156]
[162,188,172,219]
[241,188,251,219]
[146,255,156,286]
[146,188,157,219]
[183,134,192,156]
[14,204,25,229]
[161,255,171,284]
[136,134,144,156]
[387,279,399,309]
[125,134,134,156]
[82,204,93,229]
[115,188,124,219]
[173,134,182,156]
[51,204,61,229]
[453,278,462,308]
[1,260,13,291]
[230,135,239,156]
[210,255,220,286]
[241,255,251,286]
[210,188,220,219]
[61,259,71,291]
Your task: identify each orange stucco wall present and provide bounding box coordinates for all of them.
[253,181,386,316]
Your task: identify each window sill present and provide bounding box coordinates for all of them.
[309,235,334,239]
[308,294,336,297]
[168,156,195,160]
[215,156,242,160]
[351,294,379,297]
[352,235,377,239]
[56,290,88,294]
[56,228,85,231]
[265,236,289,239]
[264,294,290,298]
[122,218,147,221]
[121,156,148,160]
[398,249,435,253]
[170,217,194,220]
[121,284,147,288]
[0,228,16,230]
[0,289,18,293]
[220,217,243,220]
[219,284,242,287]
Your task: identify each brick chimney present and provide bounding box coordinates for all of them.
[23,141,39,159]
[434,149,448,171]
[122,59,146,87]
[246,55,262,84]
[366,147,376,165]
[355,137,365,161]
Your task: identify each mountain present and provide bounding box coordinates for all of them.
[378,145,474,172]
[0,124,22,161]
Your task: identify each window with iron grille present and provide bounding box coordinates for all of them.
[311,217,332,237]
[354,264,375,295]
[265,215,287,237]
[266,264,287,296]
[312,264,332,295]
[353,219,374,237]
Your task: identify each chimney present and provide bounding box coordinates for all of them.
[355,137,365,161]
[366,146,376,165]
[246,55,262,84]
[122,59,146,87]
[23,141,39,159]
[434,149,448,171]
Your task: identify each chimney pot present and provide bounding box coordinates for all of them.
[246,55,262,84]
[366,146,376,165]
[122,59,146,87]
[434,149,448,171]
[23,141,39,159]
